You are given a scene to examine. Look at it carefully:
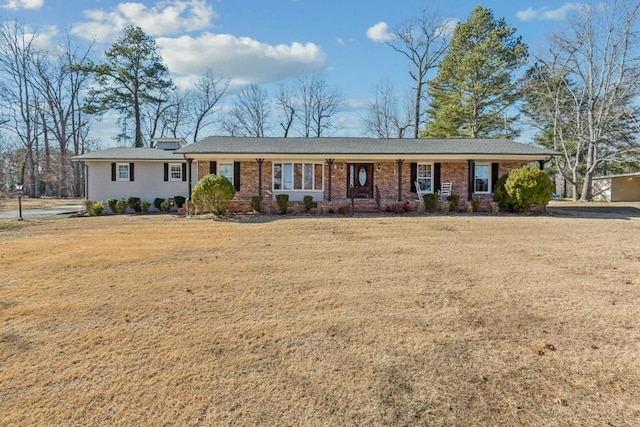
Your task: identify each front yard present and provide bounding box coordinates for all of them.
[1,213,639,425]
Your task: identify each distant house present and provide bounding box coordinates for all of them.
[592,172,640,202]
[72,138,196,206]
[74,137,556,212]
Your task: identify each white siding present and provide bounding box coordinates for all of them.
[85,161,196,203]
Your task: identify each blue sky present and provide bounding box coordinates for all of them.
[1,0,586,144]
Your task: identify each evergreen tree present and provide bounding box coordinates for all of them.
[84,26,173,147]
[423,6,527,138]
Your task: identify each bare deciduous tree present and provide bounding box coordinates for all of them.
[523,1,640,200]
[363,79,413,138]
[187,70,229,143]
[386,10,449,138]
[0,21,41,197]
[295,74,344,137]
[224,84,270,137]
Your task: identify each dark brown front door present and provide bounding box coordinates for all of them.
[347,163,374,198]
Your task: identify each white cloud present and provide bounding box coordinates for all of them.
[366,21,393,43]
[1,0,43,10]
[157,33,327,90]
[516,3,582,22]
[71,0,215,42]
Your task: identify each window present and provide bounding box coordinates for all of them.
[218,163,234,185]
[273,163,323,190]
[169,163,182,181]
[475,163,490,193]
[417,163,433,193]
[117,163,129,181]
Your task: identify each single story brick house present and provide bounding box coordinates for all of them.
[173,136,557,211]
[73,137,556,212]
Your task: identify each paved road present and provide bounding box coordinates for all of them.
[0,204,84,220]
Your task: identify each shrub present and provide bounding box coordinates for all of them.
[337,205,347,215]
[160,201,170,212]
[154,198,165,210]
[466,199,480,213]
[275,194,289,214]
[115,199,128,214]
[92,201,104,215]
[173,196,186,208]
[494,166,553,213]
[423,193,438,212]
[446,194,460,211]
[127,196,141,212]
[441,200,451,213]
[251,195,263,213]
[83,200,95,215]
[303,195,313,213]
[141,200,151,213]
[107,198,118,213]
[492,173,513,212]
[191,174,236,215]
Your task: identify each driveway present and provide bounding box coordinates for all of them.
[0,203,83,220]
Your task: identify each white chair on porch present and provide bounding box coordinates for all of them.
[416,181,429,203]
[438,182,452,202]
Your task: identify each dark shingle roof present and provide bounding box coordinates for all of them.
[175,136,557,157]
[72,147,185,161]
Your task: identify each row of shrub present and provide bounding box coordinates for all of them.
[85,195,187,216]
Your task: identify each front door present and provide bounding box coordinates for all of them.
[348,163,374,198]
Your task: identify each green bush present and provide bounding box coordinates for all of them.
[423,193,438,211]
[251,195,263,212]
[127,196,141,212]
[447,194,460,211]
[493,173,513,212]
[154,198,165,210]
[115,199,128,214]
[173,196,186,208]
[160,201,170,212]
[92,201,104,215]
[83,200,95,215]
[494,166,553,213]
[141,200,151,213]
[303,195,313,213]
[191,174,236,215]
[466,199,480,213]
[107,198,118,213]
[441,200,451,213]
[275,194,289,214]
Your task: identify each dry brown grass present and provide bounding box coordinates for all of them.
[1,212,639,426]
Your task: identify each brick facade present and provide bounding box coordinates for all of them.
[193,159,531,212]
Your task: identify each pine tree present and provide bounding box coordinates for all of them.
[84,26,173,147]
[423,6,527,138]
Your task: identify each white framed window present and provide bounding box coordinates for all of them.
[273,163,323,190]
[218,163,234,185]
[474,163,490,193]
[169,163,182,181]
[417,163,433,193]
[117,163,129,181]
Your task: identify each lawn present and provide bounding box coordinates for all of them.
[1,213,639,426]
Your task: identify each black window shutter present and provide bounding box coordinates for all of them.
[129,163,135,181]
[491,163,499,192]
[410,163,417,192]
[209,161,217,174]
[234,161,241,191]
[182,163,187,181]
[434,163,441,192]
[163,163,169,181]
[111,163,116,181]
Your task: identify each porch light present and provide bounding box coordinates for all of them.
[376,162,381,172]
